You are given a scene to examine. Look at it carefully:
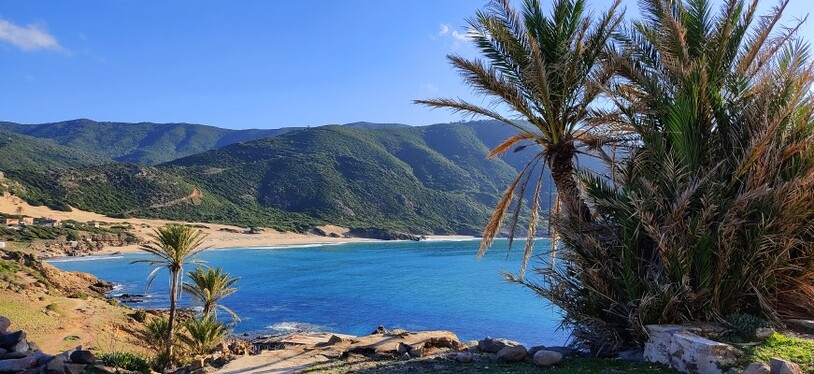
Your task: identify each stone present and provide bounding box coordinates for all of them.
[643,325,686,365]
[669,332,742,374]
[63,363,87,374]
[533,350,563,366]
[741,362,771,374]
[496,345,527,362]
[0,351,28,360]
[527,345,546,357]
[326,335,345,346]
[0,317,9,334]
[545,346,579,358]
[455,351,473,363]
[371,326,388,335]
[396,342,410,355]
[0,331,25,350]
[390,329,407,335]
[408,345,424,358]
[45,356,65,374]
[94,366,117,374]
[0,355,38,372]
[618,349,644,362]
[189,358,205,371]
[785,319,814,332]
[477,337,519,353]
[69,350,97,364]
[769,357,804,374]
[398,352,411,360]
[462,340,479,351]
[754,328,774,340]
[10,338,29,353]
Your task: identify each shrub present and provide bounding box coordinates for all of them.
[97,352,151,374]
[179,316,230,356]
[131,310,148,322]
[45,303,58,312]
[106,298,118,307]
[725,314,770,342]
[67,292,88,300]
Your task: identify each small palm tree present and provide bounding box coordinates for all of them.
[179,316,230,356]
[133,224,207,359]
[15,206,22,219]
[415,0,624,271]
[183,267,240,323]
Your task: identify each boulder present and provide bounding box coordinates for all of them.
[398,352,410,360]
[408,344,424,358]
[669,332,742,374]
[190,358,205,371]
[397,342,410,355]
[755,328,774,340]
[45,356,65,374]
[785,319,814,332]
[69,350,97,364]
[0,331,24,350]
[742,362,771,374]
[769,357,804,374]
[533,350,563,366]
[326,335,345,346]
[496,345,527,362]
[0,355,37,372]
[527,345,546,357]
[0,317,9,334]
[643,325,686,365]
[371,326,388,335]
[477,337,519,353]
[455,351,474,363]
[63,363,87,374]
[93,366,118,374]
[544,346,579,358]
[0,351,28,360]
[462,340,479,351]
[10,338,29,353]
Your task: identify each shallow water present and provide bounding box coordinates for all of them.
[49,238,568,346]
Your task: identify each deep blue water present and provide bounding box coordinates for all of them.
[47,239,568,346]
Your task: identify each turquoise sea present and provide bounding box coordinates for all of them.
[48,239,568,346]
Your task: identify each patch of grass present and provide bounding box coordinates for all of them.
[68,292,89,300]
[304,356,678,373]
[743,333,814,373]
[97,352,152,374]
[45,303,58,312]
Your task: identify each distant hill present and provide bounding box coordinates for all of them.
[0,119,555,235]
[0,119,299,165]
[0,128,105,171]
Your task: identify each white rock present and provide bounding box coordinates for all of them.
[643,325,686,365]
[533,350,563,366]
[669,332,741,374]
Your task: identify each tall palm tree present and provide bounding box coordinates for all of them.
[183,267,240,323]
[133,224,207,359]
[415,0,623,270]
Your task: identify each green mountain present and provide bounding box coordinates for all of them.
[0,119,298,165]
[1,119,547,235]
[0,128,105,171]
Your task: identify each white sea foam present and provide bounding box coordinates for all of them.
[265,321,325,334]
[45,255,124,263]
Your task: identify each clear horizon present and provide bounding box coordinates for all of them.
[0,0,811,130]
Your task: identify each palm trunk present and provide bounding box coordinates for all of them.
[167,269,179,359]
[549,147,591,221]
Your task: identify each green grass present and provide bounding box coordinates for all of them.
[304,357,678,373]
[743,333,814,373]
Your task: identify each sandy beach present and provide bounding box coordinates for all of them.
[0,193,477,255]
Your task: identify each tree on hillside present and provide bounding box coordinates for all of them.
[15,206,22,219]
[183,267,240,323]
[415,0,624,271]
[133,225,208,360]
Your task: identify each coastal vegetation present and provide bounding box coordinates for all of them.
[183,267,240,323]
[423,0,814,361]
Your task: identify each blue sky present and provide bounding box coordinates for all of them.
[0,1,811,130]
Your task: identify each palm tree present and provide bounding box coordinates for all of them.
[179,316,231,356]
[15,206,22,219]
[415,0,623,270]
[183,267,240,323]
[133,224,207,359]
